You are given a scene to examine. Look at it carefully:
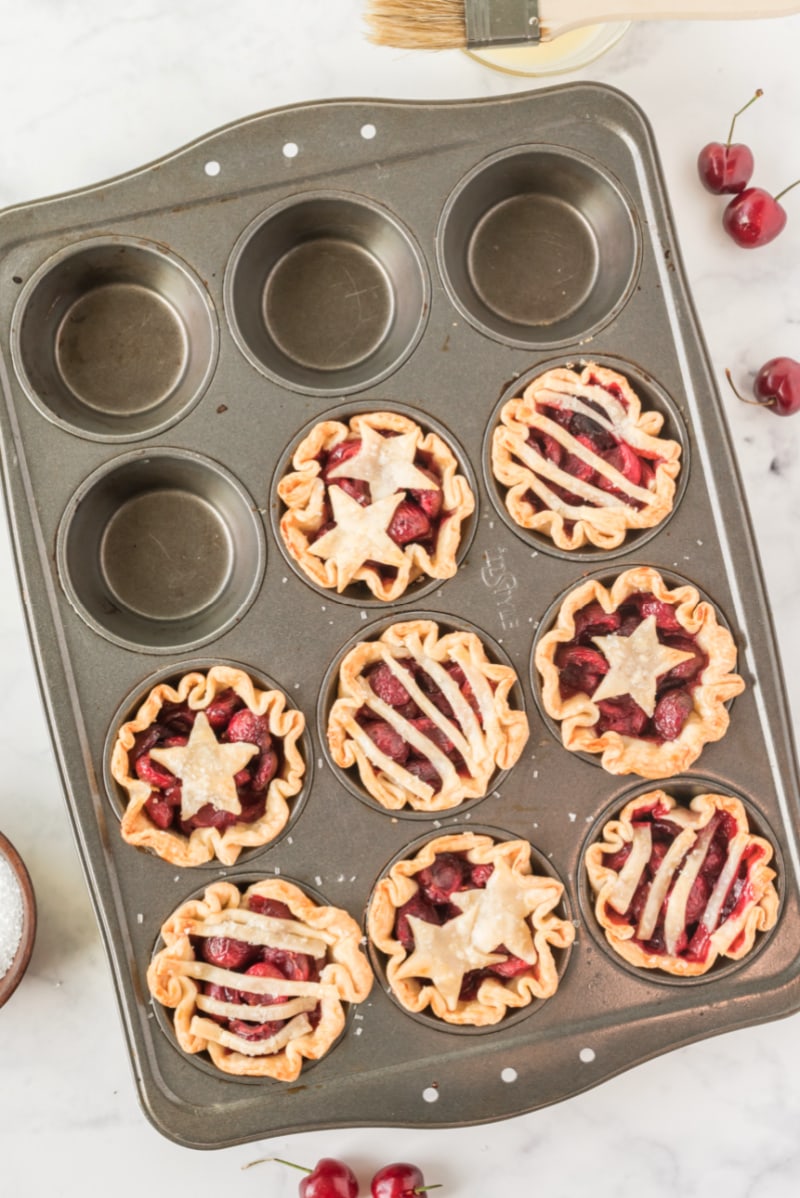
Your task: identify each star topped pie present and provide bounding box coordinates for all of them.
[147,878,373,1078]
[278,410,475,600]
[326,619,529,812]
[535,566,745,778]
[367,832,574,1025]
[585,791,779,976]
[110,665,306,866]
[491,363,682,550]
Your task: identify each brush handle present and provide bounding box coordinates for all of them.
[541,0,800,40]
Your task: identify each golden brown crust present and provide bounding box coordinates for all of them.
[585,790,779,976]
[147,878,373,1078]
[534,566,745,778]
[367,832,574,1025]
[491,364,681,550]
[277,410,475,601]
[111,665,306,866]
[327,619,529,812]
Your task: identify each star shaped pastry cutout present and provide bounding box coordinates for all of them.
[308,486,407,589]
[590,615,695,718]
[396,907,505,1011]
[327,424,439,501]
[450,857,539,964]
[149,711,259,821]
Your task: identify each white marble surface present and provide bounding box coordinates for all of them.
[2,3,800,1194]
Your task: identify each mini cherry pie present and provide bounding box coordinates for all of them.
[367,832,574,1026]
[585,790,778,976]
[277,410,475,601]
[535,566,744,778]
[110,665,306,866]
[147,878,373,1078]
[327,619,529,812]
[491,363,682,551]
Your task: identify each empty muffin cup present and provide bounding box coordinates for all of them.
[437,146,640,348]
[11,237,218,441]
[225,191,429,394]
[56,448,265,653]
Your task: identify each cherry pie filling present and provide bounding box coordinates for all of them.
[600,800,769,964]
[310,433,450,580]
[129,688,281,834]
[352,657,494,794]
[521,378,665,530]
[555,591,708,743]
[189,894,322,1045]
[393,850,534,1001]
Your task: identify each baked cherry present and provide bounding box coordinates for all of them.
[725,359,800,417]
[722,179,800,248]
[697,89,762,194]
[371,1161,441,1198]
[244,1157,358,1198]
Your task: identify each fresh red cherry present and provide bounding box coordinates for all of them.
[725,359,800,417]
[697,89,762,194]
[243,1157,358,1198]
[297,1159,359,1198]
[370,1162,441,1198]
[754,358,800,416]
[722,179,800,248]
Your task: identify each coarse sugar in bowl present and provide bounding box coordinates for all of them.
[0,831,36,1008]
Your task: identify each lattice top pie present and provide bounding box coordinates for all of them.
[585,790,778,976]
[535,566,744,778]
[110,665,305,866]
[491,363,681,550]
[327,619,529,812]
[367,832,574,1026]
[277,410,475,601]
[147,878,373,1078]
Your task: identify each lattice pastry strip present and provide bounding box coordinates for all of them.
[111,665,306,866]
[327,619,529,811]
[535,566,744,779]
[278,410,475,600]
[585,791,779,976]
[492,363,681,550]
[368,833,574,1026]
[147,879,373,1079]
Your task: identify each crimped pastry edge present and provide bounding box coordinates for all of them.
[111,665,306,866]
[278,410,475,600]
[367,831,574,1026]
[584,790,779,977]
[534,566,745,779]
[327,619,529,812]
[491,363,681,551]
[147,877,373,1078]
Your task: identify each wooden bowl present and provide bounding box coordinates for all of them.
[0,832,36,1008]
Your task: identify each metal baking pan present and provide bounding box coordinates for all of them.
[0,84,798,1148]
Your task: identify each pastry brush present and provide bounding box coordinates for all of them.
[364,0,800,49]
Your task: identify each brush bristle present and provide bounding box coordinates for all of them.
[364,0,468,50]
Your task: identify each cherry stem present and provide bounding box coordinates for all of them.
[724,367,773,408]
[774,178,800,203]
[241,1157,311,1174]
[726,88,763,146]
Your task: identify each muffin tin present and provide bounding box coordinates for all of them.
[0,84,799,1147]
